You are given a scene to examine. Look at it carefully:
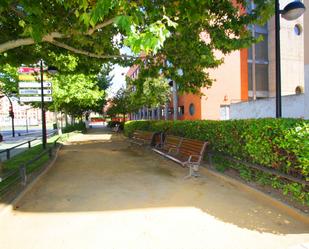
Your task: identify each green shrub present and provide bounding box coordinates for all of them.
[62,122,86,133]
[124,119,309,205]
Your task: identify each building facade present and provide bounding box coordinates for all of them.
[0,96,54,128]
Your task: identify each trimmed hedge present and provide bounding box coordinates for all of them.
[62,122,86,133]
[124,119,309,205]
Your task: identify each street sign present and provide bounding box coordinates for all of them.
[18,67,41,73]
[18,74,38,81]
[19,82,52,88]
[19,89,52,95]
[20,96,53,102]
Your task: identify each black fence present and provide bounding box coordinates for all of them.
[0,137,61,201]
[0,130,57,161]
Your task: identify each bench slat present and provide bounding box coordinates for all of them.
[130,130,156,146]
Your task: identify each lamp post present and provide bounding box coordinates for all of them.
[275,0,306,118]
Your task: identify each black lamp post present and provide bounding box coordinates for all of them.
[275,0,306,118]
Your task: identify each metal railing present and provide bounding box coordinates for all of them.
[0,130,57,161]
[0,138,37,160]
[0,137,61,199]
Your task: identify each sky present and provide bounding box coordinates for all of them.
[106,46,133,98]
[106,64,129,98]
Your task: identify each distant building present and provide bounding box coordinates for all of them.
[0,96,54,128]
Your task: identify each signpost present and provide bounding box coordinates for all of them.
[18,81,53,103]
[18,64,54,149]
[19,96,53,102]
[19,89,52,95]
[19,82,52,88]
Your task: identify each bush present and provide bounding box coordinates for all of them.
[62,122,86,133]
[124,119,309,205]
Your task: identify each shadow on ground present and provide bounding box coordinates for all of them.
[6,128,309,235]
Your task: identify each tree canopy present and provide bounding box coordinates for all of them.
[0,0,274,92]
[51,73,106,117]
[107,76,171,118]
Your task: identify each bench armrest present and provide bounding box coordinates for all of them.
[188,155,202,163]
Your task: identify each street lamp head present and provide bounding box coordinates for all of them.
[281,1,306,20]
[47,66,58,75]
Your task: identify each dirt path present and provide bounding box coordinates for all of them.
[0,128,308,249]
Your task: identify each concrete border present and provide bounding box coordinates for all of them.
[0,144,63,216]
[203,165,309,225]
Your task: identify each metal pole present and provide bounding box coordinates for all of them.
[251,24,257,101]
[5,94,15,137]
[40,60,47,149]
[11,104,15,137]
[25,110,28,133]
[275,0,282,118]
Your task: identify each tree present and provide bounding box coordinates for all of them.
[51,73,106,118]
[122,0,274,93]
[0,64,18,95]
[1,1,274,92]
[106,88,133,121]
[0,0,175,63]
[128,76,170,109]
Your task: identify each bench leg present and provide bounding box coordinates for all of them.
[184,164,201,179]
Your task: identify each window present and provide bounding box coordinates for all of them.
[247,5,269,98]
[248,63,252,91]
[178,106,184,116]
[255,33,268,61]
[255,64,269,91]
[248,62,269,92]
[294,24,302,36]
[189,103,195,116]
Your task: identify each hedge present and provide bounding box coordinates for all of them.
[124,119,309,205]
[62,122,86,134]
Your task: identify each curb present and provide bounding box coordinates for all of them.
[203,165,309,225]
[0,144,63,216]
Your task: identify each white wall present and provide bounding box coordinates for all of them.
[230,94,306,119]
[268,0,304,97]
[305,65,309,119]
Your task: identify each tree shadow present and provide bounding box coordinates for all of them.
[2,131,308,236]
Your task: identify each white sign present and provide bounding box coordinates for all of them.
[20,96,53,102]
[19,89,52,95]
[19,81,52,88]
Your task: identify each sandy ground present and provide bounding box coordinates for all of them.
[0,128,308,249]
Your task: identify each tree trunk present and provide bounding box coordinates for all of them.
[172,80,178,121]
[65,112,69,127]
[165,103,169,120]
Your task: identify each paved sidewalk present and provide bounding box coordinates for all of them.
[0,128,308,249]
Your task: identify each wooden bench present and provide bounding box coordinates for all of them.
[129,130,156,146]
[153,135,208,178]
[153,135,182,155]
